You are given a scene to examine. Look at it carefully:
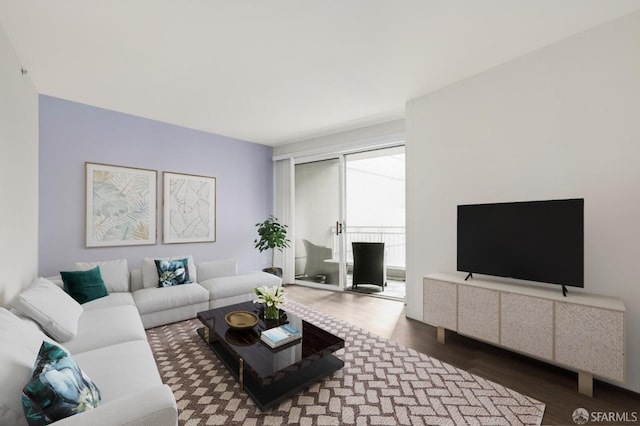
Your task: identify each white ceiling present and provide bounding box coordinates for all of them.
[1,1,640,146]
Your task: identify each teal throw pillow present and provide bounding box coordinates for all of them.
[155,258,191,287]
[22,341,101,426]
[60,266,109,304]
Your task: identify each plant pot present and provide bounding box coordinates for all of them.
[263,267,283,278]
[258,305,287,326]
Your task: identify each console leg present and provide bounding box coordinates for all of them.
[578,370,593,397]
[437,326,446,344]
[239,357,244,392]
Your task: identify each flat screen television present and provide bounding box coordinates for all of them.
[457,198,584,290]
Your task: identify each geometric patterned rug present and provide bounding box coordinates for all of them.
[146,300,545,426]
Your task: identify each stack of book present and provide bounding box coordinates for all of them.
[260,324,301,348]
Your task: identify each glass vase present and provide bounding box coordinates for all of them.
[265,304,279,320]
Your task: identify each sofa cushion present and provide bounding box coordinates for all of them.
[81,293,136,311]
[63,306,147,355]
[61,267,109,304]
[155,258,191,287]
[142,255,196,288]
[139,302,210,329]
[133,284,209,315]
[75,259,130,293]
[73,341,162,403]
[1,343,38,426]
[199,271,282,300]
[0,308,52,426]
[10,278,84,342]
[196,259,237,281]
[0,308,48,350]
[22,341,101,426]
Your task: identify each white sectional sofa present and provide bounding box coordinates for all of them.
[133,258,283,328]
[51,257,282,329]
[0,291,177,426]
[0,257,282,425]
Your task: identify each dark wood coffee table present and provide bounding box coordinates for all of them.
[197,301,345,410]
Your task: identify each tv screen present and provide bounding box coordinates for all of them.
[457,199,584,287]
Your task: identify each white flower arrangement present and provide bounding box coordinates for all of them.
[253,285,285,309]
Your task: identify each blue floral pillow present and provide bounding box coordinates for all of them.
[22,341,101,426]
[155,258,191,287]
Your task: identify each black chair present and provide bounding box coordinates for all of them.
[351,242,386,289]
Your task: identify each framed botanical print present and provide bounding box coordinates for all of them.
[163,172,216,244]
[85,162,157,247]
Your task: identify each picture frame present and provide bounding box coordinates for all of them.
[85,162,157,247]
[163,171,216,244]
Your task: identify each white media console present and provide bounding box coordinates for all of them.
[423,273,625,396]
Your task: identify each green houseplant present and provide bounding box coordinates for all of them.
[254,215,290,277]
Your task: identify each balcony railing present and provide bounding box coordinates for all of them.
[331,226,406,268]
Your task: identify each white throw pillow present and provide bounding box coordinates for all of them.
[75,258,130,292]
[142,254,197,288]
[9,277,84,342]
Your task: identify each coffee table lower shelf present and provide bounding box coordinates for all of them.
[197,328,344,410]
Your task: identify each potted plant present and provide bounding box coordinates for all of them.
[254,215,290,278]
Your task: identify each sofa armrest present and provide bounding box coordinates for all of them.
[196,259,238,281]
[45,275,64,288]
[53,384,177,426]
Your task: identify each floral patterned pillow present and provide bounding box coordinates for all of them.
[22,341,101,425]
[154,258,192,287]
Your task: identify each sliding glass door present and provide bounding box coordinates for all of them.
[345,146,405,299]
[294,158,345,289]
[292,146,405,299]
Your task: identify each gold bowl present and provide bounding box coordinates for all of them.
[224,311,259,330]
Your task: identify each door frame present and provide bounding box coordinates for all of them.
[277,140,406,290]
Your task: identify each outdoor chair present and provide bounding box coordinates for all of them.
[351,242,386,289]
[301,239,340,284]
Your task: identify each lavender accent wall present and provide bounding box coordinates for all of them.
[39,95,273,276]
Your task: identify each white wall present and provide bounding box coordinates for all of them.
[0,24,38,305]
[406,11,640,392]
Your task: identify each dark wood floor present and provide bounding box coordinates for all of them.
[285,284,640,425]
